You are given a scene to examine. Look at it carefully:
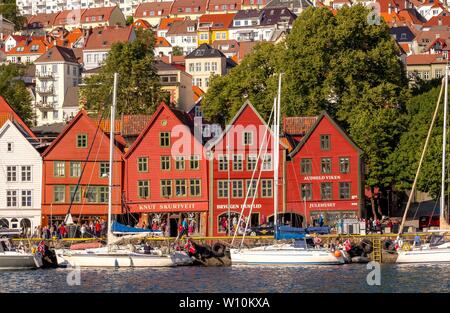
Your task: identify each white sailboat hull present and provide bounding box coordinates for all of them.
[230,245,345,265]
[396,243,450,263]
[55,249,192,267]
[0,252,43,269]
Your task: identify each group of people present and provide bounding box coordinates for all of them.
[35,219,107,239]
[139,217,198,239]
[219,215,249,235]
[176,218,197,239]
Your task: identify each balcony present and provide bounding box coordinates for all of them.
[36,86,54,95]
[35,101,55,110]
[36,72,54,80]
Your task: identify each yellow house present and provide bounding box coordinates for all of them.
[197,13,236,45]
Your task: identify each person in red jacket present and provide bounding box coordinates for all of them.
[95,220,102,238]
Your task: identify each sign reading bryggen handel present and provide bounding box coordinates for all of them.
[132,202,208,212]
[303,175,342,181]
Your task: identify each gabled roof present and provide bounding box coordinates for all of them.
[170,0,208,15]
[205,100,288,150]
[208,0,242,11]
[198,13,236,30]
[0,119,40,150]
[406,53,447,65]
[35,45,79,63]
[289,111,363,157]
[54,9,88,26]
[158,17,185,30]
[41,109,123,158]
[424,15,450,27]
[124,102,197,158]
[0,96,36,139]
[81,6,121,22]
[234,9,261,20]
[6,35,27,42]
[283,116,318,136]
[155,37,172,48]
[7,38,50,56]
[135,1,174,18]
[83,26,133,50]
[132,19,152,29]
[186,43,226,58]
[260,7,296,26]
[26,12,59,29]
[166,19,197,36]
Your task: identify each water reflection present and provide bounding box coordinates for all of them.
[0,264,449,293]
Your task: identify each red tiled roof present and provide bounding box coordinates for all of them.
[134,2,173,18]
[192,85,204,101]
[198,13,236,30]
[81,6,119,23]
[158,17,184,30]
[54,9,87,26]
[0,96,36,138]
[7,38,50,56]
[83,26,133,50]
[424,15,450,27]
[399,43,411,54]
[155,37,171,47]
[406,53,447,65]
[170,0,208,15]
[132,19,151,29]
[283,116,318,136]
[208,0,242,12]
[27,12,59,28]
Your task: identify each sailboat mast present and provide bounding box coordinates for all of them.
[107,73,119,246]
[274,74,281,230]
[441,64,448,223]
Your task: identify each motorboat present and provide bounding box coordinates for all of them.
[0,238,43,269]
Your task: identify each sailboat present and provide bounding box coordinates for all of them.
[55,73,192,267]
[230,74,344,265]
[396,65,450,264]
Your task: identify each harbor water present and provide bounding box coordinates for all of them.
[1,264,449,293]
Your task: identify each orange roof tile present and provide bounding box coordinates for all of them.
[192,85,204,102]
[135,2,173,19]
[198,13,236,30]
[81,6,119,23]
[7,38,50,56]
[155,37,171,47]
[0,96,36,138]
[158,17,184,30]
[132,19,151,29]
[406,53,447,65]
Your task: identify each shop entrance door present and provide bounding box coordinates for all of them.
[251,213,259,227]
[169,218,178,237]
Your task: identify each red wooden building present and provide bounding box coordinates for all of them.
[285,112,364,227]
[41,110,125,225]
[124,103,209,236]
[207,101,287,236]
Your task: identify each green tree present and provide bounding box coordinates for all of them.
[0,64,33,125]
[203,6,409,218]
[126,16,134,26]
[389,86,444,198]
[81,29,162,115]
[0,0,26,30]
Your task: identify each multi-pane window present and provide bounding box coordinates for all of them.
[320,183,332,200]
[243,132,253,145]
[69,186,81,203]
[99,162,109,177]
[7,166,17,182]
[300,159,312,175]
[175,156,185,170]
[212,62,218,72]
[138,180,150,199]
[205,62,211,71]
[70,162,81,177]
[160,132,170,147]
[161,180,172,197]
[161,156,171,170]
[195,62,201,71]
[320,135,330,150]
[339,182,351,199]
[321,158,332,174]
[218,155,228,171]
[99,186,108,203]
[218,180,229,198]
[138,157,148,172]
[54,161,65,177]
[190,155,200,170]
[175,179,187,197]
[76,134,88,148]
[247,154,257,171]
[246,180,257,197]
[21,166,32,181]
[53,185,65,203]
[233,155,243,171]
[261,179,273,198]
[262,154,272,171]
[6,190,17,207]
[339,157,350,173]
[85,186,98,203]
[301,183,312,200]
[232,180,244,198]
[21,190,32,207]
[190,179,201,197]
[7,142,13,152]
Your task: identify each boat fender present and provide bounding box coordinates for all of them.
[212,243,226,257]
